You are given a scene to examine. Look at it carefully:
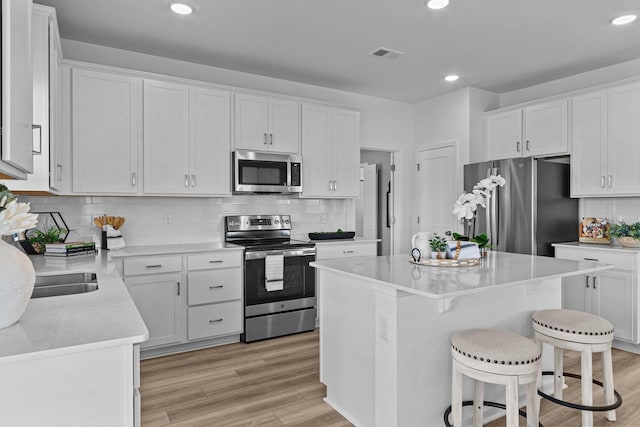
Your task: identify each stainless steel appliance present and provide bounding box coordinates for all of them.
[225,214,316,342]
[232,150,302,194]
[464,157,578,256]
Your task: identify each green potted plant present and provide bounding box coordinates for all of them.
[429,234,448,259]
[26,226,68,254]
[610,221,640,247]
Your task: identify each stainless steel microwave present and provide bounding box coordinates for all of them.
[232,150,302,194]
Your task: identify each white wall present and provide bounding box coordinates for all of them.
[27,39,414,251]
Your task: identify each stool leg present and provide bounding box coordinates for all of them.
[474,379,484,427]
[452,360,463,427]
[581,349,593,427]
[506,376,519,427]
[533,335,543,411]
[602,348,617,422]
[526,379,539,427]
[554,346,564,399]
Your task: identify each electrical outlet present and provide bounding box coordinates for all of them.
[163,215,173,227]
[319,214,328,224]
[379,316,389,341]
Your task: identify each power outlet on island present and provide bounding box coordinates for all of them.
[379,316,389,341]
[163,215,173,227]
[319,214,328,224]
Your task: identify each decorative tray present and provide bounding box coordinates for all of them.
[309,231,356,240]
[409,257,480,267]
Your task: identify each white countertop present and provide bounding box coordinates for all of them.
[311,251,612,299]
[553,241,640,254]
[109,242,243,257]
[0,253,148,364]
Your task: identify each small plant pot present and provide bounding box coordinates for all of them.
[431,251,447,259]
[617,236,640,248]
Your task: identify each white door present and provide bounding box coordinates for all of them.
[189,86,231,196]
[234,93,268,151]
[524,99,568,157]
[143,79,189,194]
[268,98,299,153]
[357,164,377,239]
[332,108,360,197]
[416,145,456,236]
[607,82,640,195]
[595,270,634,342]
[301,103,333,197]
[72,69,140,194]
[486,109,522,161]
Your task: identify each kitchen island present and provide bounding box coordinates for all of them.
[311,251,612,427]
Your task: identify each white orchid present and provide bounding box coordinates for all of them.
[0,200,38,236]
[452,174,505,221]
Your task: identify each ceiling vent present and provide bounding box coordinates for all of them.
[369,47,405,61]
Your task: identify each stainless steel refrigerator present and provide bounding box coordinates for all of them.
[464,157,578,257]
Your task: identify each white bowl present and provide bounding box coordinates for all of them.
[617,236,640,248]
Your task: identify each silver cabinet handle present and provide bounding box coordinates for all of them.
[343,250,355,254]
[209,260,224,264]
[329,180,333,191]
[209,318,223,323]
[583,257,599,262]
[585,275,590,288]
[269,133,273,145]
[608,175,612,188]
[333,180,337,191]
[146,264,163,268]
[56,164,62,181]
[177,281,181,295]
[601,176,605,188]
[593,276,597,289]
[132,172,136,186]
[516,141,521,152]
[209,285,224,289]
[526,140,530,151]
[191,174,196,187]
[264,133,268,145]
[185,174,189,187]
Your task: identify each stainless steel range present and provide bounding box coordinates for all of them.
[225,215,316,342]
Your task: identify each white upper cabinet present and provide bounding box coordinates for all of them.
[571,82,640,197]
[72,68,141,194]
[143,79,231,196]
[234,93,299,153]
[1,0,33,177]
[301,104,359,198]
[485,99,568,161]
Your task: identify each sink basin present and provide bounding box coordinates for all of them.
[32,272,98,298]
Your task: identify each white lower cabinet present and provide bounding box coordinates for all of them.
[188,300,242,340]
[555,245,637,344]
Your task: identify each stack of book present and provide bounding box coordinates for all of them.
[44,241,97,257]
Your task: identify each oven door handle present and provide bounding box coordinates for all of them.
[245,248,316,260]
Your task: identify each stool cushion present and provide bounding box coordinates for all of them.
[533,309,614,337]
[451,329,541,366]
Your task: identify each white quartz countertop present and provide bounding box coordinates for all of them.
[553,241,640,254]
[0,253,148,363]
[311,251,612,299]
[109,242,243,257]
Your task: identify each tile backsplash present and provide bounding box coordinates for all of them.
[581,197,640,224]
[22,195,354,246]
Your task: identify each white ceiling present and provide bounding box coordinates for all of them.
[37,0,640,102]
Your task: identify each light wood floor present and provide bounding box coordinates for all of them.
[141,330,640,426]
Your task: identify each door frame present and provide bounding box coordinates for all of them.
[414,140,460,235]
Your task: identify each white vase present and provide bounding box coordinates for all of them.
[0,240,35,329]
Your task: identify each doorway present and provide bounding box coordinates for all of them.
[358,149,394,256]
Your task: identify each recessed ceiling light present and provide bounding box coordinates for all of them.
[444,74,459,82]
[426,0,450,10]
[611,14,637,25]
[169,1,194,15]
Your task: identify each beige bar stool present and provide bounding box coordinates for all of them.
[446,329,541,427]
[532,309,621,427]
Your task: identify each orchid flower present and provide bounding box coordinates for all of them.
[0,200,39,236]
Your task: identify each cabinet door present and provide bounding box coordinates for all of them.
[607,82,640,196]
[126,273,183,349]
[301,104,333,197]
[1,0,33,173]
[143,79,189,194]
[189,86,231,195]
[571,91,607,197]
[485,109,522,161]
[268,98,299,153]
[234,93,268,151]
[594,269,634,342]
[562,274,589,313]
[48,16,61,190]
[332,108,360,197]
[72,69,140,193]
[524,99,568,157]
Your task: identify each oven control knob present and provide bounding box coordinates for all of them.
[274,219,280,225]
[280,303,285,308]
[284,219,290,224]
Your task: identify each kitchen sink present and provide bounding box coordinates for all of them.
[31,272,98,298]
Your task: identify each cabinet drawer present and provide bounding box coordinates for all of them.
[188,300,242,340]
[124,255,182,276]
[316,242,377,260]
[555,247,635,271]
[188,268,242,305]
[188,251,242,270]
